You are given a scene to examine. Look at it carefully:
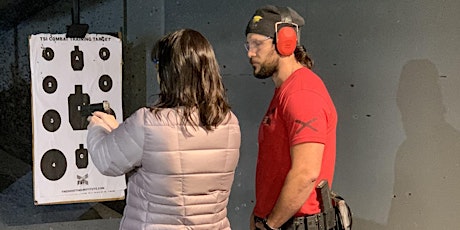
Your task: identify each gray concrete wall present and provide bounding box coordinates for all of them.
[1,0,460,229]
[305,1,460,229]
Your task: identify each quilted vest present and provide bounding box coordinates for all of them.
[87,107,241,230]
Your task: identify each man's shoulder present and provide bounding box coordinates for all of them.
[285,67,326,91]
[293,67,322,81]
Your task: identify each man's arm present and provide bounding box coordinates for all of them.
[250,211,255,230]
[264,142,324,229]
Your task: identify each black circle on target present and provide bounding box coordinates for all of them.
[99,74,113,92]
[42,109,61,132]
[42,47,54,61]
[99,47,110,60]
[41,149,67,181]
[42,75,57,94]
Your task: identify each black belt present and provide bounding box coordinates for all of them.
[255,213,328,230]
[282,213,328,230]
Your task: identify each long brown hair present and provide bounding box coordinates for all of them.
[294,45,314,69]
[151,29,231,131]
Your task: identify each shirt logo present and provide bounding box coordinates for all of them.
[262,108,276,126]
[295,118,318,133]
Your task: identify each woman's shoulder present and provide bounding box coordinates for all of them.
[228,111,239,124]
[130,107,240,128]
[217,110,239,128]
[133,107,182,126]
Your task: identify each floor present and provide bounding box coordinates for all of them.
[2,219,121,230]
[0,148,124,230]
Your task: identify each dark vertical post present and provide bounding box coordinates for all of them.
[72,0,80,24]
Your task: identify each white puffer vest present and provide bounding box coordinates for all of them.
[87,107,241,230]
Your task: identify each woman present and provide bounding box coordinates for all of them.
[87,29,241,230]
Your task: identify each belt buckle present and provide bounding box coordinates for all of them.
[284,216,305,230]
[293,216,303,226]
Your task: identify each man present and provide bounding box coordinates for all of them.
[245,5,337,230]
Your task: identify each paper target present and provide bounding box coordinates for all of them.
[42,109,61,132]
[75,144,88,169]
[99,47,110,60]
[42,75,57,94]
[99,74,113,92]
[42,47,54,61]
[30,34,126,205]
[40,149,67,181]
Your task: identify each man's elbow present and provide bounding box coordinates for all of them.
[303,171,320,185]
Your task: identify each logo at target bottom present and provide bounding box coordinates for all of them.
[77,174,89,185]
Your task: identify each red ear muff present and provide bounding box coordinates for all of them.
[276,26,297,56]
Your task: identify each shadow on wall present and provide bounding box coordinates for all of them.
[352,59,460,230]
[386,59,460,229]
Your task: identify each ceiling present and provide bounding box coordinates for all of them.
[0,0,59,31]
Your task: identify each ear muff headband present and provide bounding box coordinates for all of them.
[275,7,299,56]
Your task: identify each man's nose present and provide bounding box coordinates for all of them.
[247,49,256,59]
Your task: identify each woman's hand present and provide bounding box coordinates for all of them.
[87,111,119,132]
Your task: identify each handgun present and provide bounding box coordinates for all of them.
[80,100,116,118]
[316,179,336,229]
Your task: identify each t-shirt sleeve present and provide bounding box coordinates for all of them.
[281,89,328,146]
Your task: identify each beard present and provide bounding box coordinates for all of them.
[254,63,276,79]
[253,50,278,79]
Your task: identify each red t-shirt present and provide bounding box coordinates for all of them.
[254,67,337,218]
